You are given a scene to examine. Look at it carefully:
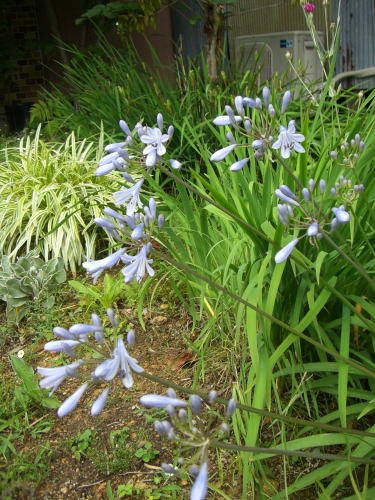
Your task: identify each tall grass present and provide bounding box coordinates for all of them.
[29,34,259,149]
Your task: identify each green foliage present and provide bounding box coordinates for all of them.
[115,480,182,499]
[0,254,66,324]
[76,0,163,33]
[0,443,52,500]
[29,34,258,148]
[68,273,131,312]
[0,126,117,272]
[69,428,97,460]
[149,83,375,497]
[10,356,60,410]
[134,441,160,462]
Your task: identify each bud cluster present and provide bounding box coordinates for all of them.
[140,390,237,500]
[274,176,363,263]
[330,133,366,169]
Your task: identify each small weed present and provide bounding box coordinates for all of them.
[114,477,183,499]
[90,425,134,474]
[0,442,52,499]
[69,428,96,460]
[68,273,139,313]
[134,441,160,463]
[135,407,168,424]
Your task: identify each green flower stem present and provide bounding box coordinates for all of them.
[210,440,375,465]
[139,372,375,440]
[157,164,375,333]
[153,250,375,380]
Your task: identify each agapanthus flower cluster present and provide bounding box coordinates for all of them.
[140,390,237,500]
[37,309,143,417]
[83,114,176,285]
[83,196,164,283]
[96,114,178,177]
[274,176,364,263]
[210,88,306,169]
[330,133,366,169]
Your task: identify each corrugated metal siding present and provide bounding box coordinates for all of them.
[332,0,375,88]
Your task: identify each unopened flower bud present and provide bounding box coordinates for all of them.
[226,398,237,416]
[244,119,252,132]
[158,214,165,228]
[127,329,135,346]
[234,95,244,115]
[262,86,270,107]
[281,90,292,113]
[178,409,187,420]
[319,179,326,193]
[107,308,119,328]
[330,151,338,160]
[302,188,310,201]
[208,390,218,403]
[190,394,203,415]
[220,423,229,433]
[190,465,200,477]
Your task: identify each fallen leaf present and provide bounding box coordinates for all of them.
[168,350,196,370]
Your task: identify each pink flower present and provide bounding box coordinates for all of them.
[304,3,316,12]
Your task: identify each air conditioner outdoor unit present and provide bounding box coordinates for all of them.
[234,31,323,84]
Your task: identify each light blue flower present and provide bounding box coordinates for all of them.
[210,144,237,162]
[93,338,143,388]
[140,394,187,408]
[57,383,89,417]
[82,248,126,283]
[140,126,169,167]
[272,120,305,159]
[113,178,144,215]
[91,387,110,416]
[121,244,154,283]
[281,90,292,113]
[275,238,299,264]
[190,462,208,500]
[37,361,83,395]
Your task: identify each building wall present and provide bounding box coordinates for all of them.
[0,0,44,131]
[332,0,375,88]
[0,0,175,133]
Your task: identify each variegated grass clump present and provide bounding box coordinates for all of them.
[0,126,118,272]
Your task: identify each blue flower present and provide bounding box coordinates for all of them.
[272,120,305,159]
[140,127,170,167]
[57,383,89,417]
[82,248,126,283]
[37,361,83,395]
[274,238,299,264]
[121,244,155,283]
[190,462,209,500]
[113,178,144,216]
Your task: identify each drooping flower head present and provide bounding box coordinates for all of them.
[38,311,143,417]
